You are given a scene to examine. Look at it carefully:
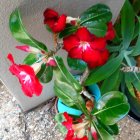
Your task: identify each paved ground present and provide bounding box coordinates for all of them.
[0,82,140,140]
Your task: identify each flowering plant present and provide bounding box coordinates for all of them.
[8,3,130,140]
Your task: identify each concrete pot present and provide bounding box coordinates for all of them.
[0,0,125,111]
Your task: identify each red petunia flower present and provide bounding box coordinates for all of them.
[105,22,115,41]
[43,8,67,33]
[7,53,43,97]
[62,112,88,140]
[63,27,109,69]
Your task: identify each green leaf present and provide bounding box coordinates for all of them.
[97,119,119,135]
[54,80,88,115]
[92,91,130,125]
[133,22,139,40]
[23,53,37,65]
[9,9,48,52]
[101,68,121,94]
[38,65,53,83]
[54,56,82,92]
[82,21,107,37]
[80,4,112,25]
[85,53,124,86]
[59,26,78,38]
[133,0,140,14]
[67,57,87,71]
[121,0,135,49]
[107,45,122,53]
[55,113,67,134]
[92,121,114,140]
[131,17,140,56]
[125,81,136,98]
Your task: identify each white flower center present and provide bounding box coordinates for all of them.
[20,71,32,84]
[79,41,90,52]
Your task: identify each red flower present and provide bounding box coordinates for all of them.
[43,8,67,33]
[7,53,43,97]
[105,22,115,41]
[63,27,109,69]
[62,112,88,140]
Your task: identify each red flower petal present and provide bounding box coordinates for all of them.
[52,14,67,32]
[105,22,115,41]
[100,49,110,65]
[63,35,79,51]
[7,54,43,97]
[43,8,58,19]
[68,47,83,60]
[76,27,92,42]
[90,38,106,50]
[62,112,73,130]
[82,48,100,64]
[7,53,15,64]
[65,130,75,140]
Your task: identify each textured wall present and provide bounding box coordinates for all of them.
[0,0,125,111]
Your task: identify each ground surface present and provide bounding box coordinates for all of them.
[0,82,140,140]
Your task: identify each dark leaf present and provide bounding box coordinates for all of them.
[59,26,78,38]
[80,4,112,25]
[67,57,87,71]
[82,21,107,37]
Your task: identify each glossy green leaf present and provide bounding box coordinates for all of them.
[121,0,135,49]
[9,9,48,52]
[101,68,121,94]
[23,53,37,65]
[92,121,114,140]
[85,53,124,86]
[131,17,140,56]
[67,57,87,71]
[80,4,112,25]
[38,65,53,83]
[97,119,119,135]
[59,26,78,38]
[82,21,107,37]
[54,80,88,115]
[92,91,130,125]
[54,56,82,92]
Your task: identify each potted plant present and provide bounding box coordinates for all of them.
[8,3,130,140]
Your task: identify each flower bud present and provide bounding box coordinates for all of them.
[47,57,57,67]
[16,46,41,54]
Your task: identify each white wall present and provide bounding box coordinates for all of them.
[0,0,125,111]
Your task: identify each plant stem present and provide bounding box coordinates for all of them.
[80,67,90,86]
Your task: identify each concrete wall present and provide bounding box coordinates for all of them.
[0,0,125,111]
